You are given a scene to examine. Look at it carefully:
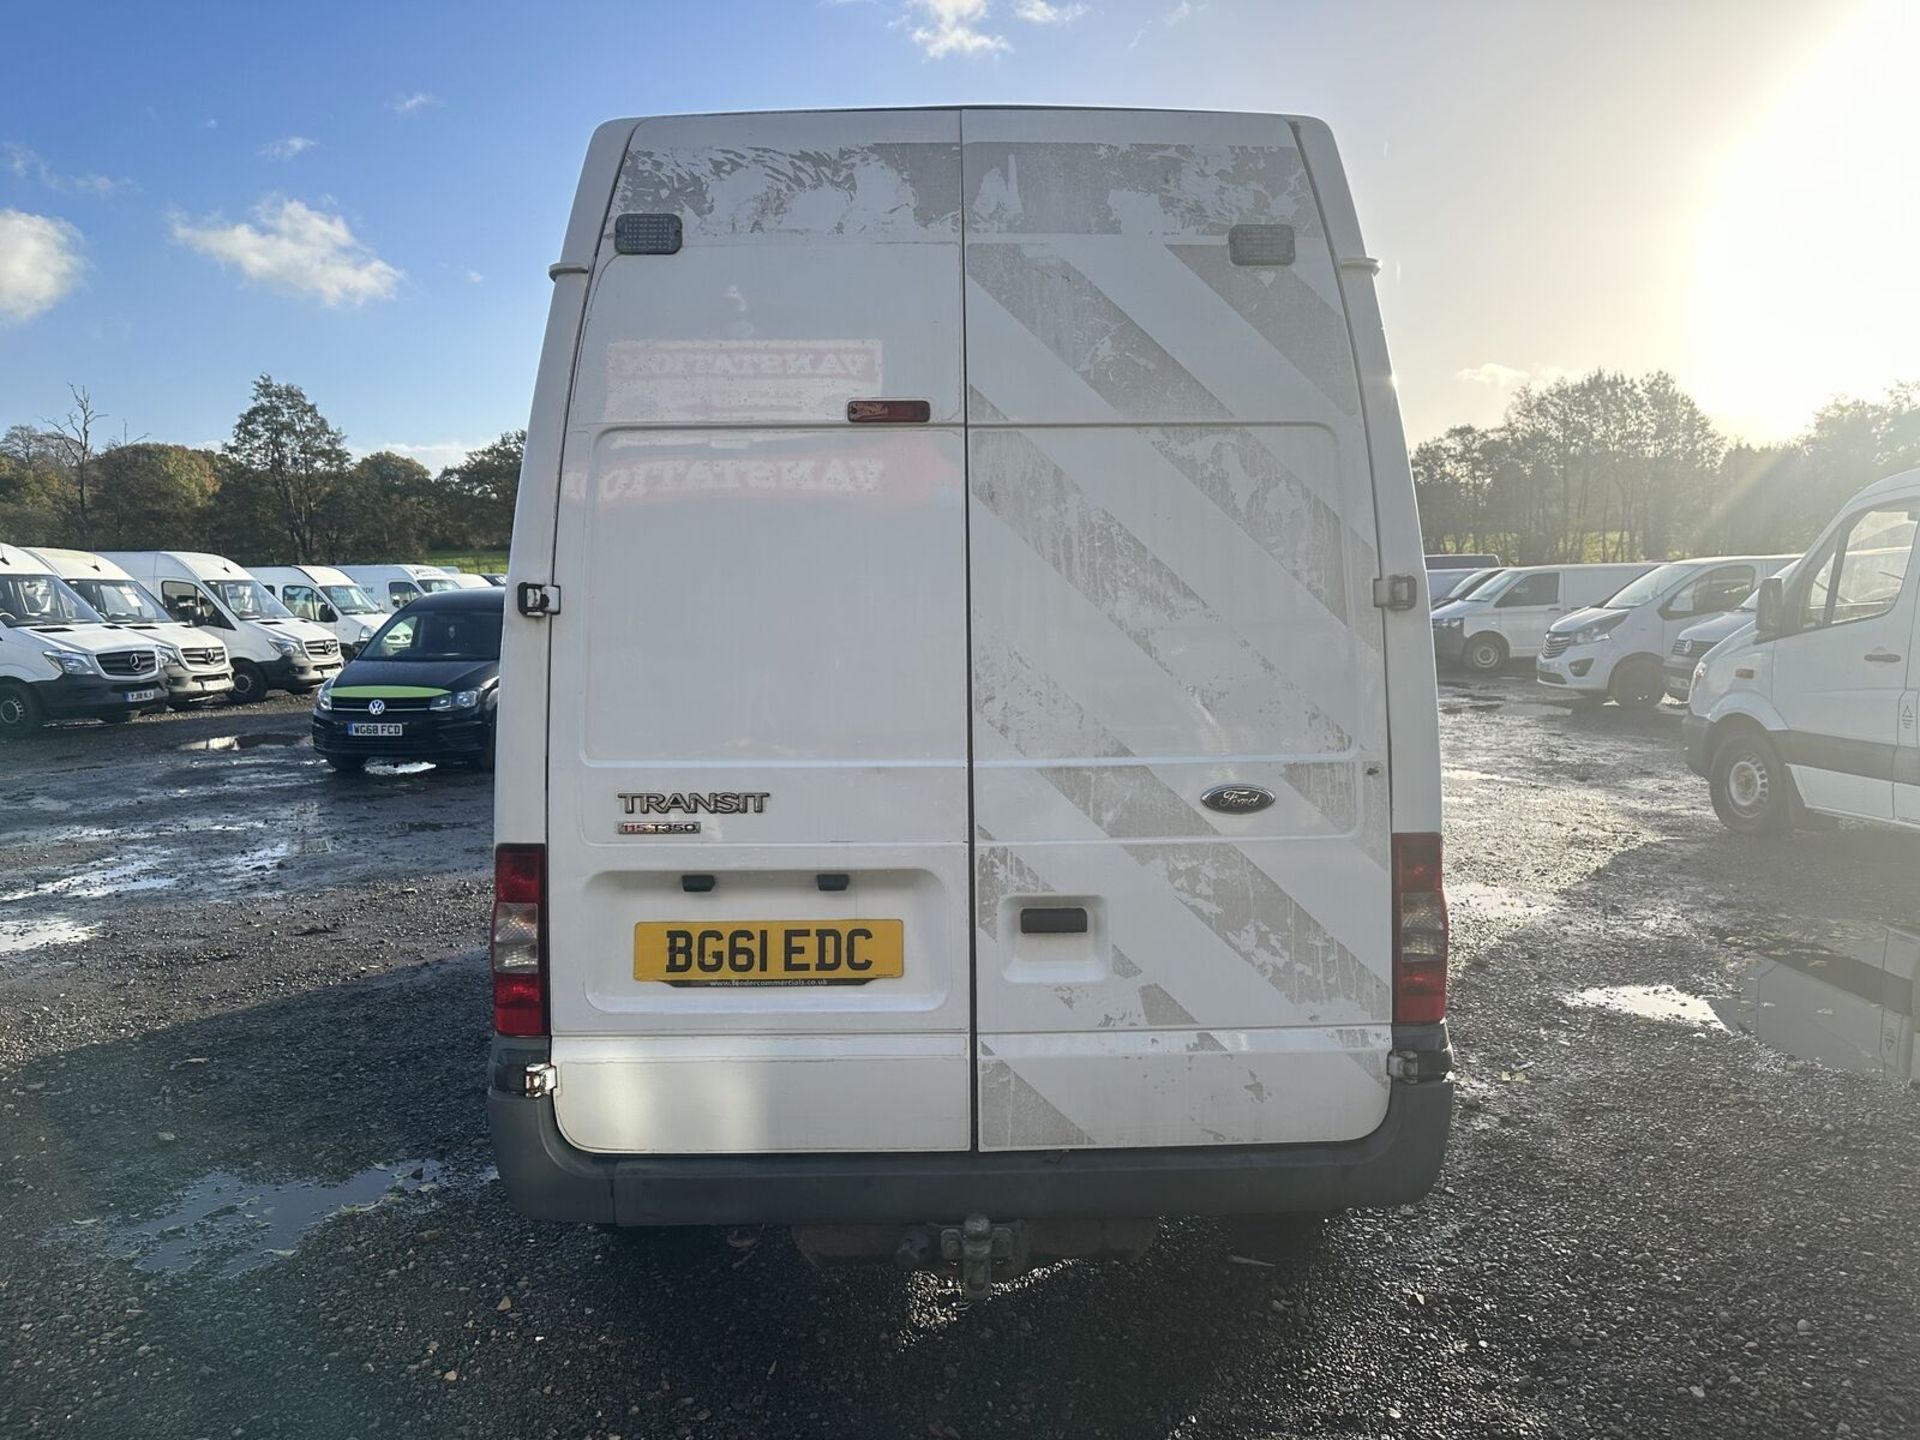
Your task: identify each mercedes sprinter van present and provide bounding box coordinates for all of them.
[486,108,1451,1289]
[0,542,169,735]
[251,564,384,657]
[29,548,234,707]
[102,551,343,703]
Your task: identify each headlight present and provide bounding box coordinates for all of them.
[42,649,96,677]
[269,636,299,658]
[1433,616,1464,629]
[315,679,333,712]
[1572,625,1614,644]
[160,644,185,667]
[1692,661,1708,688]
[429,689,481,712]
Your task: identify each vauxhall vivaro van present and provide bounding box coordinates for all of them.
[1430,562,1653,673]
[1535,553,1797,707]
[0,543,169,735]
[251,564,384,657]
[103,552,342,703]
[485,108,1452,1290]
[29,548,234,708]
[1686,470,1920,834]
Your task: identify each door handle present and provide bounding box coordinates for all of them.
[1865,650,1903,664]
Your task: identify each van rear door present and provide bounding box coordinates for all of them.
[543,112,972,1154]
[961,110,1396,1149]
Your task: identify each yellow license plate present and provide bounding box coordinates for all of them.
[633,920,904,985]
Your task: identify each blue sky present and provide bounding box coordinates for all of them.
[1,0,1910,469]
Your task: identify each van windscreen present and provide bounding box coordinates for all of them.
[1603,563,1689,610]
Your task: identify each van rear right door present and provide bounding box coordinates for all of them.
[961,109,1397,1151]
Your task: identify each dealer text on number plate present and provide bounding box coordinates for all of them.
[633,920,904,984]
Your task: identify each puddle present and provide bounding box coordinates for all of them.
[176,732,304,753]
[1567,983,1726,1029]
[0,915,101,955]
[72,1160,457,1276]
[0,856,177,904]
[1567,921,1920,1087]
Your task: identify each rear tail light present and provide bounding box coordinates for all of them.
[1392,832,1448,1025]
[492,843,547,1036]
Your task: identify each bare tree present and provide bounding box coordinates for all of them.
[45,385,104,548]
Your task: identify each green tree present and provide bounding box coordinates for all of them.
[89,443,218,550]
[0,425,74,544]
[439,430,525,550]
[320,451,441,560]
[223,376,349,560]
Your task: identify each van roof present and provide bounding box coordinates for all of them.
[0,542,52,571]
[23,547,131,580]
[1850,466,1920,506]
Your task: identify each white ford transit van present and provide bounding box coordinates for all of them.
[1431,562,1654,673]
[0,542,171,735]
[1535,553,1797,707]
[487,108,1451,1288]
[342,564,459,611]
[251,564,384,657]
[28,548,234,707]
[1687,469,1920,833]
[102,551,343,703]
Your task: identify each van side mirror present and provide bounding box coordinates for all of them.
[319,603,339,623]
[1754,577,1787,639]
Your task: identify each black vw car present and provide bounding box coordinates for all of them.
[311,588,502,773]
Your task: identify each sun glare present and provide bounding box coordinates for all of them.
[1692,0,1920,440]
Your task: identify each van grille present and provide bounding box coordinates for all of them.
[305,638,340,659]
[179,646,225,668]
[1671,636,1711,659]
[330,695,433,713]
[97,649,159,678]
[1541,633,1574,659]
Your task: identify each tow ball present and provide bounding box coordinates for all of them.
[937,1214,1023,1300]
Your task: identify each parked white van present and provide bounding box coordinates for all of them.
[27,548,234,708]
[1431,563,1653,673]
[251,564,384,657]
[0,543,170,735]
[102,551,343,703]
[342,564,459,611]
[1686,470,1920,833]
[1535,554,1797,707]
[1663,562,1800,703]
[486,107,1452,1287]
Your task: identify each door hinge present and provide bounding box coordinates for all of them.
[516,581,561,618]
[1372,575,1419,611]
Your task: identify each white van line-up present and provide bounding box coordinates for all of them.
[1430,562,1653,674]
[1687,469,1920,833]
[0,543,171,735]
[487,107,1452,1292]
[1534,553,1799,707]
[28,548,235,708]
[101,552,343,703]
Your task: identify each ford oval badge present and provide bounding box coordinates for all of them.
[1201,784,1276,815]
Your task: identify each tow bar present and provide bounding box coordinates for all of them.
[940,1214,1022,1300]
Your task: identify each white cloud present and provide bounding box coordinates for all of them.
[463,269,484,284]
[365,439,488,475]
[1165,0,1200,21]
[1456,362,1570,389]
[172,197,401,307]
[391,91,441,115]
[4,143,124,196]
[0,209,85,324]
[906,0,1009,56]
[1014,0,1088,20]
[260,135,317,161]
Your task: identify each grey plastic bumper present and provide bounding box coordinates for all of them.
[487,1030,1453,1227]
[1683,713,1712,776]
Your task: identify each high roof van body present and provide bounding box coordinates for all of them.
[486,108,1451,1286]
[1687,469,1920,833]
[101,551,342,703]
[342,564,460,611]
[251,564,385,656]
[0,542,171,735]
[29,547,234,707]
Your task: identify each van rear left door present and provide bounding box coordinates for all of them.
[541,111,972,1155]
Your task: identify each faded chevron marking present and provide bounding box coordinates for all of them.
[966,244,1231,422]
[1167,244,1360,415]
[1143,427,1349,625]
[615,142,961,238]
[971,429,1350,754]
[978,1051,1096,1148]
[1125,841,1389,1018]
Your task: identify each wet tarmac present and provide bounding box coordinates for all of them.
[3,676,1920,1438]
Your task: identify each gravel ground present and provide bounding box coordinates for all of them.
[3,679,1919,1438]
